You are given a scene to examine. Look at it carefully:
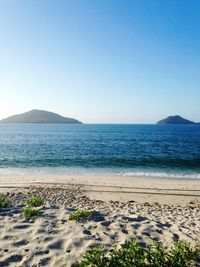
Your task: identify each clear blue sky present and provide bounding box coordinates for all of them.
[0,0,200,123]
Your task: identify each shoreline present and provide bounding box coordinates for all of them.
[1,168,200,180]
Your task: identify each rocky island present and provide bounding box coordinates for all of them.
[0,109,82,124]
[157,115,196,124]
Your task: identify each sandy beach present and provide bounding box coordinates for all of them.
[0,174,200,266]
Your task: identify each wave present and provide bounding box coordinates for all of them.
[0,157,200,169]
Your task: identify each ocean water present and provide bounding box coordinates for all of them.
[0,124,200,179]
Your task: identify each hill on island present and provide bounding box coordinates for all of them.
[0,110,82,124]
[157,115,195,124]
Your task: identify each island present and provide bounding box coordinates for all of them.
[157,115,195,124]
[0,109,82,124]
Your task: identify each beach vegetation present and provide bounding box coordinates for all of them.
[26,196,44,207]
[22,207,42,220]
[75,240,200,267]
[69,209,93,221]
[0,196,10,208]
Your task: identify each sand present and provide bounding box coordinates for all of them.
[0,174,200,266]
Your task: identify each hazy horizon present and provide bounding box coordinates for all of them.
[0,0,200,123]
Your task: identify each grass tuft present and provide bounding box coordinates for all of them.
[75,240,200,267]
[26,196,44,207]
[0,196,10,208]
[69,209,93,221]
[22,207,42,220]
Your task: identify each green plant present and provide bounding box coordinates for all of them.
[26,196,44,207]
[0,196,10,208]
[22,207,42,220]
[75,240,200,267]
[69,209,93,221]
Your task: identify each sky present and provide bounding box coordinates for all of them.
[0,0,200,123]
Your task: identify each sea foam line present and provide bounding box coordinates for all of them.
[122,171,200,179]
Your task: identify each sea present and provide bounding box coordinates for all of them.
[0,124,200,179]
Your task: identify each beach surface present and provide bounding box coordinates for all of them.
[0,174,200,266]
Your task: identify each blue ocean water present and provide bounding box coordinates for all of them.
[0,124,200,179]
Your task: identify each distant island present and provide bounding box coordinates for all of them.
[157,115,196,124]
[0,109,82,124]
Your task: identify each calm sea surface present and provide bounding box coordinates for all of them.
[0,124,200,179]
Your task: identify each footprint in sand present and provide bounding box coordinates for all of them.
[13,239,29,247]
[48,239,64,250]
[0,254,23,266]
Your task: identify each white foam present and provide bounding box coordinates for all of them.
[0,167,200,180]
[122,171,200,180]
